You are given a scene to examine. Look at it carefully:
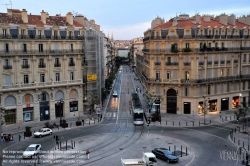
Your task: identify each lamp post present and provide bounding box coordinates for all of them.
[239,93,242,108]
[59,98,64,126]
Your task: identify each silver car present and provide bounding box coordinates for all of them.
[23,144,41,158]
[34,128,52,137]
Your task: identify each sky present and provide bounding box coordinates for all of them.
[0,0,249,40]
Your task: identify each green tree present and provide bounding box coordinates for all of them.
[234,101,249,132]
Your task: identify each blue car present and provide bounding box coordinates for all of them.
[151,148,179,163]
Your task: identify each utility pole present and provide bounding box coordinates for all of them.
[2,4,10,9]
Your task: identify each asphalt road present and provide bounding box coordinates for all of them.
[2,65,241,166]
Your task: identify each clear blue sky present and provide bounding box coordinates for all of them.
[0,0,249,40]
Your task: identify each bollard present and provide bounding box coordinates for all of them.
[238,139,240,146]
[94,119,95,124]
[74,141,75,148]
[186,121,187,126]
[66,140,67,151]
[174,145,176,155]
[243,142,244,148]
[58,141,59,149]
[169,146,170,151]
[60,141,61,149]
[248,145,249,151]
[179,121,180,126]
[199,121,200,126]
[173,121,174,126]
[82,120,84,126]
[89,120,90,125]
[222,117,223,122]
[72,140,73,149]
[58,125,59,130]
[192,121,194,126]
[19,135,21,142]
[234,137,235,143]
[181,146,182,157]
[210,119,211,124]
[166,121,167,126]
[186,147,187,156]
[98,118,99,123]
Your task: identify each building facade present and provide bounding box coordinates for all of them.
[0,9,85,124]
[130,37,144,67]
[140,13,250,114]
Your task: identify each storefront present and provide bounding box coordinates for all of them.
[198,101,203,114]
[221,98,229,111]
[39,92,50,121]
[183,102,191,114]
[23,106,34,122]
[208,99,217,112]
[232,96,239,109]
[4,109,16,124]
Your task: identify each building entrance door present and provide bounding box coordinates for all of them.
[167,89,177,114]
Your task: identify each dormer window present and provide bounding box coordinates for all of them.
[21,29,25,36]
[3,29,7,37]
[38,30,42,39]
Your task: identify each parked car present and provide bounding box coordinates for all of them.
[34,128,52,137]
[151,148,179,163]
[113,91,118,97]
[23,144,41,158]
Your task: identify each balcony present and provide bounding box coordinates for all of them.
[207,61,212,65]
[0,49,85,55]
[69,62,75,66]
[22,64,30,69]
[226,60,231,64]
[181,74,250,84]
[38,63,46,68]
[1,79,83,91]
[183,62,190,66]
[154,62,161,66]
[220,60,225,64]
[165,62,178,66]
[199,62,204,65]
[214,35,220,39]
[234,60,238,63]
[54,63,61,67]
[3,65,12,69]
[183,35,191,39]
[214,61,218,65]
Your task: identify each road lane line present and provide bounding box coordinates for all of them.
[116,71,123,124]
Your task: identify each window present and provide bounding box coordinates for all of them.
[220,69,223,77]
[3,29,7,36]
[55,58,60,67]
[70,72,74,80]
[56,73,60,82]
[221,42,224,48]
[249,54,250,62]
[243,54,246,62]
[22,44,27,52]
[21,29,25,36]
[69,31,72,36]
[184,87,188,96]
[71,44,73,51]
[208,43,211,48]
[23,59,28,66]
[243,81,245,90]
[227,82,230,92]
[69,58,74,63]
[5,75,12,85]
[5,43,9,53]
[200,43,203,49]
[156,71,160,81]
[185,43,189,48]
[24,75,29,84]
[54,30,58,37]
[214,84,217,94]
[5,59,10,66]
[39,58,44,65]
[207,85,210,95]
[38,44,43,52]
[40,74,45,82]
[167,57,171,63]
[226,69,229,76]
[38,30,42,38]
[185,71,189,80]
[167,71,171,79]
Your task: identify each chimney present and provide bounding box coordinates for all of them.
[245,15,250,25]
[21,9,28,23]
[66,12,73,25]
[151,17,163,28]
[203,15,211,22]
[172,17,178,26]
[228,14,236,26]
[195,14,201,24]
[219,14,228,25]
[7,9,12,16]
[75,15,84,26]
[41,10,46,24]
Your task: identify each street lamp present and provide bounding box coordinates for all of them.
[239,93,242,108]
[59,98,64,126]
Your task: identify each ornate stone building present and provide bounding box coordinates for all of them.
[140,14,250,114]
[130,37,143,67]
[0,9,85,124]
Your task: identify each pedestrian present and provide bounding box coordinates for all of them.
[86,149,90,159]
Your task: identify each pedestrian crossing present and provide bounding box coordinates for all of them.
[105,112,117,118]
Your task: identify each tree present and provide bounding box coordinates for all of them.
[234,101,249,132]
[0,107,6,165]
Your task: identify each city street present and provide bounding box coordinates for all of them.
[2,66,241,166]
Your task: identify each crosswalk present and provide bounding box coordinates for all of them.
[105,112,117,118]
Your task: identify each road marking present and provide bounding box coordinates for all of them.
[116,73,122,124]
